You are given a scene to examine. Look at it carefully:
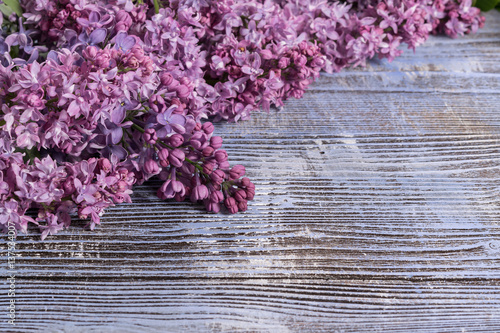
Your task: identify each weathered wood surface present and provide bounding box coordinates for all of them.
[2,11,500,333]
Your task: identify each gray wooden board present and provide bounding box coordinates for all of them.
[1,11,500,333]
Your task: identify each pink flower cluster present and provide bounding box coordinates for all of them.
[0,0,484,238]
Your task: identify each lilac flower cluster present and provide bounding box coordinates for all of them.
[0,0,484,238]
[191,0,485,121]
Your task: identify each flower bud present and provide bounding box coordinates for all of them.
[260,49,273,60]
[176,85,190,98]
[214,150,228,163]
[205,202,221,213]
[210,190,224,203]
[202,146,214,157]
[98,158,112,173]
[115,22,129,32]
[179,77,191,86]
[143,128,157,144]
[132,46,145,60]
[144,159,159,175]
[210,169,225,185]
[296,55,307,67]
[126,56,140,69]
[169,134,184,147]
[229,165,245,180]
[116,10,132,25]
[311,57,325,68]
[96,52,111,68]
[210,136,223,149]
[160,72,174,86]
[237,200,248,212]
[225,197,238,214]
[218,161,230,170]
[83,45,98,59]
[240,177,251,187]
[169,149,185,168]
[278,57,290,69]
[202,122,214,135]
[202,162,214,174]
[234,189,247,202]
[170,98,185,113]
[158,148,170,167]
[245,188,255,201]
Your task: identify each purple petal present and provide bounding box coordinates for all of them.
[111,106,125,124]
[18,34,28,47]
[110,127,123,145]
[170,123,186,134]
[124,0,134,11]
[162,180,174,198]
[109,145,128,160]
[250,53,261,68]
[156,125,171,138]
[115,32,125,45]
[4,34,17,46]
[104,176,118,186]
[156,113,168,125]
[172,180,183,193]
[122,36,136,50]
[67,100,80,117]
[241,65,252,75]
[47,50,59,63]
[74,178,83,190]
[89,11,100,23]
[76,18,90,27]
[169,114,186,126]
[232,77,248,93]
[89,29,106,44]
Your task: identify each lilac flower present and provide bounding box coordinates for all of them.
[66,95,91,118]
[39,214,65,241]
[0,199,34,234]
[5,18,38,54]
[214,12,242,35]
[77,11,113,29]
[241,53,265,80]
[117,0,135,12]
[9,61,45,92]
[114,32,136,52]
[158,169,185,199]
[156,106,187,137]
[15,123,40,149]
[74,178,98,204]
[79,28,107,46]
[445,17,468,38]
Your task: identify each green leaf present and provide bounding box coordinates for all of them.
[0,4,14,17]
[475,0,500,11]
[2,0,23,17]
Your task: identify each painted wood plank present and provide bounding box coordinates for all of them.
[4,279,500,332]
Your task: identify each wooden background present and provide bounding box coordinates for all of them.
[2,11,500,333]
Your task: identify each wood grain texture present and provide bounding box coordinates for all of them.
[1,11,500,333]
